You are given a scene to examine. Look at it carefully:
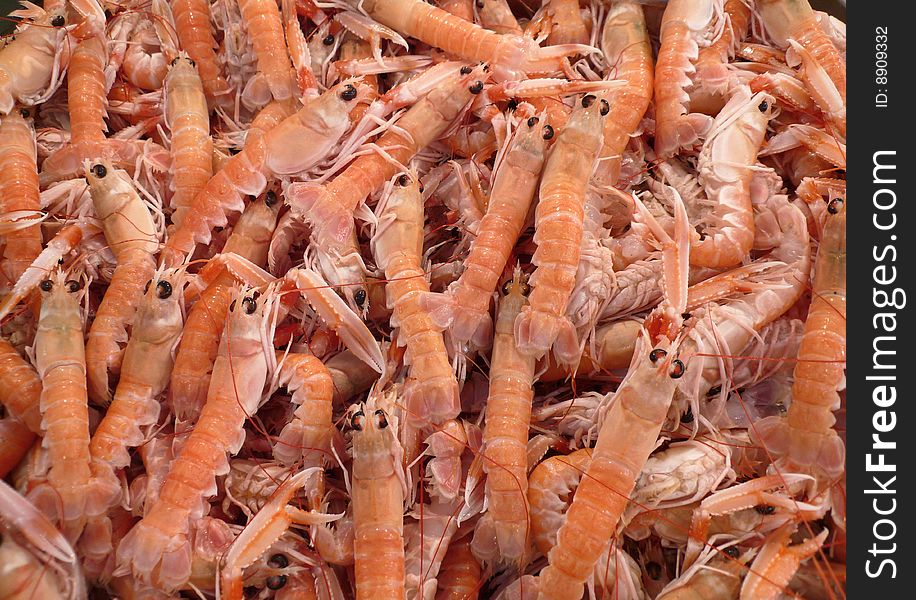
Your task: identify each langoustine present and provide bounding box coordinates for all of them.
[0,1,847,598]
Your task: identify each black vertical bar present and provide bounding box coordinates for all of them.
[848,2,908,597]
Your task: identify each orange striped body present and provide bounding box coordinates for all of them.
[597,1,654,186]
[169,278,234,424]
[0,111,42,290]
[0,338,43,435]
[654,19,696,158]
[785,200,845,479]
[388,255,459,423]
[482,273,535,561]
[352,400,405,600]
[374,179,459,425]
[538,346,680,599]
[85,252,157,403]
[161,134,269,266]
[173,0,233,107]
[238,0,297,103]
[91,270,183,470]
[170,199,278,424]
[789,14,846,105]
[117,289,275,590]
[272,353,335,467]
[527,449,593,557]
[436,537,482,600]
[166,58,213,228]
[445,118,547,345]
[67,36,107,145]
[515,98,605,361]
[32,273,92,540]
[162,82,360,267]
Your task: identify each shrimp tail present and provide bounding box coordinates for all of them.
[425,420,467,501]
[515,310,579,365]
[419,291,457,331]
[114,521,191,590]
[421,290,494,350]
[753,414,844,479]
[284,182,353,244]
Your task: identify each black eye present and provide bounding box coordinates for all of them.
[649,348,667,363]
[581,94,596,108]
[39,279,53,292]
[242,296,257,314]
[91,164,107,178]
[397,174,411,186]
[51,14,65,27]
[669,359,685,379]
[542,125,554,140]
[680,407,694,423]
[66,279,81,293]
[156,280,173,299]
[19,108,29,119]
[460,65,472,75]
[323,34,334,45]
[758,100,769,112]
[266,575,287,590]
[599,99,610,116]
[340,84,357,101]
[268,553,288,568]
[469,81,484,94]
[527,116,538,127]
[827,198,844,214]
[265,190,278,206]
[171,57,180,66]
[351,410,365,431]
[144,279,152,293]
[375,409,388,429]
[501,280,512,295]
[354,288,367,307]
[755,504,775,515]
[724,546,740,558]
[476,0,483,7]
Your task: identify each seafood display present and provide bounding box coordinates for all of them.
[0,0,846,598]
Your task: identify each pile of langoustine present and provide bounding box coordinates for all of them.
[0,0,846,597]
